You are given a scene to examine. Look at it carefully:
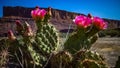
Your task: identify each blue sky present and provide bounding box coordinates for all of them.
[0,0,120,20]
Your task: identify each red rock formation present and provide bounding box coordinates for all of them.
[0,6,120,36]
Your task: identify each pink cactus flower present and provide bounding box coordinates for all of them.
[8,30,16,40]
[31,7,47,20]
[73,15,92,28]
[93,17,107,30]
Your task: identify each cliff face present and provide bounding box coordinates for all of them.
[0,6,80,36]
[0,17,36,36]
[3,6,80,19]
[0,6,120,36]
[104,19,120,29]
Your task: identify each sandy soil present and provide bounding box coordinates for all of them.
[91,37,120,68]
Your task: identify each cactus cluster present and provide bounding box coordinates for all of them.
[0,6,109,68]
[43,13,107,68]
[73,50,107,68]
[64,15,107,54]
[49,50,107,68]
[50,51,72,68]
[0,7,59,67]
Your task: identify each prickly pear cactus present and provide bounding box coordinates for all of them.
[79,59,102,68]
[28,6,59,67]
[27,44,45,67]
[48,50,107,68]
[73,50,107,68]
[2,6,108,68]
[64,27,98,54]
[27,22,59,67]
[35,22,59,56]
[28,22,59,67]
[50,51,72,68]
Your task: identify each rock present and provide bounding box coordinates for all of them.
[0,6,120,36]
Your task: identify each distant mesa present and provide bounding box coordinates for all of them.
[3,6,81,19]
[0,6,120,36]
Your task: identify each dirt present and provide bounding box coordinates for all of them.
[91,37,120,68]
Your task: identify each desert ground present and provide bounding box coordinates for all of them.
[91,37,120,67]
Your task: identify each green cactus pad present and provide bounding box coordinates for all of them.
[73,50,108,68]
[64,28,98,54]
[36,22,59,56]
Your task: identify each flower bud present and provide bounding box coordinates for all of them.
[8,30,16,41]
[15,20,23,33]
[35,6,40,10]
[47,7,52,16]
[87,13,93,19]
[24,22,33,37]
